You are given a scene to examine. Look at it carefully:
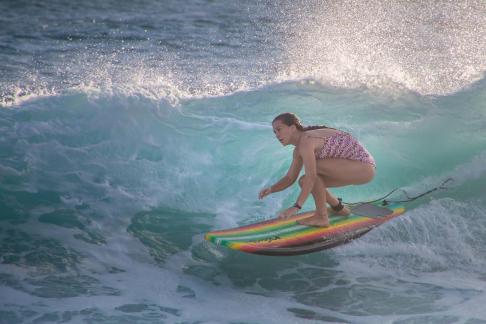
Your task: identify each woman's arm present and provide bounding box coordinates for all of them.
[277,140,317,218]
[271,149,303,192]
[294,141,317,207]
[259,149,303,199]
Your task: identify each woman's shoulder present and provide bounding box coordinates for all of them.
[304,128,341,139]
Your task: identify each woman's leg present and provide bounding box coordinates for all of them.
[325,189,351,216]
[298,159,375,226]
[316,158,375,187]
[297,175,331,226]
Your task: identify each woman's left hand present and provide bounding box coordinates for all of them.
[278,206,299,219]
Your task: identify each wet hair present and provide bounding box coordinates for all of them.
[272,112,332,131]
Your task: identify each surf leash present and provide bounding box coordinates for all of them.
[343,177,454,206]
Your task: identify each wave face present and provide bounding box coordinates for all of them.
[1,0,486,323]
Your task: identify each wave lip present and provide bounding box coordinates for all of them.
[2,0,486,108]
[280,0,486,96]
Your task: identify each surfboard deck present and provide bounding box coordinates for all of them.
[204,200,405,256]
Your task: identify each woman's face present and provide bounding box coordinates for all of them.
[272,120,294,146]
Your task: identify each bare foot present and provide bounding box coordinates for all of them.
[327,205,351,217]
[297,214,330,227]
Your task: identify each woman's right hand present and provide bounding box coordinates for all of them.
[258,187,272,200]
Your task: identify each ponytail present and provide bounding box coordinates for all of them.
[302,125,330,131]
[272,112,332,131]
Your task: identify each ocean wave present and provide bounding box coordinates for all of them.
[3,0,486,109]
[279,0,486,96]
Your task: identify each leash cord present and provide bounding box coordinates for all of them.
[344,178,454,206]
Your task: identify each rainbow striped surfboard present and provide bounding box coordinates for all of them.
[205,201,405,256]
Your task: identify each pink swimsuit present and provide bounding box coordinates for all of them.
[312,131,376,167]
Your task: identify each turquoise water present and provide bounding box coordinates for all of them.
[1,1,486,323]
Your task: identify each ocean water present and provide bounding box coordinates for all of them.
[1,0,486,323]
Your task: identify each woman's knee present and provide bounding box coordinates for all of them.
[299,174,326,189]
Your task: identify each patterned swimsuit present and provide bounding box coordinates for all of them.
[312,131,376,167]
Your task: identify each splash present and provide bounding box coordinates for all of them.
[279,0,486,95]
[2,0,486,109]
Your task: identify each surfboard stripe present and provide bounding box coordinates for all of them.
[208,212,387,244]
[205,213,365,242]
[212,214,364,244]
[205,213,312,237]
[205,201,405,255]
[229,206,404,252]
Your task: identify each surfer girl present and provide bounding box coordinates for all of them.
[258,112,376,227]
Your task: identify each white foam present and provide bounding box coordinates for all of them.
[1,85,58,108]
[278,0,486,96]
[395,150,486,199]
[179,112,270,131]
[448,151,486,184]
